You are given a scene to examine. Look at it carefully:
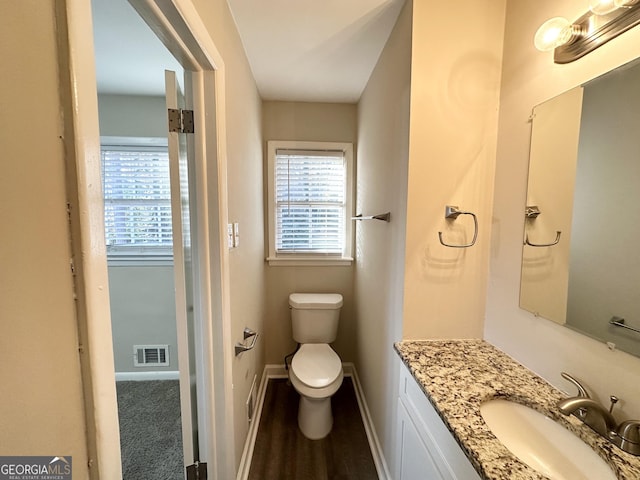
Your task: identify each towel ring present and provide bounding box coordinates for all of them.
[524,231,561,247]
[438,206,478,248]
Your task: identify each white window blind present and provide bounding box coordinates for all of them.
[101,146,173,256]
[275,149,346,254]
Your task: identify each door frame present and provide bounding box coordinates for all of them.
[58,0,234,478]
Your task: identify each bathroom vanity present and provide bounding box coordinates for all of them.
[394,340,640,480]
[396,355,482,480]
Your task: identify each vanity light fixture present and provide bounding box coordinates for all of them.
[534,17,582,52]
[535,0,640,63]
[589,0,618,15]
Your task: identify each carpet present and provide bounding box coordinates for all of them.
[116,380,184,480]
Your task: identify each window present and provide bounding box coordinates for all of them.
[100,138,173,260]
[267,141,353,266]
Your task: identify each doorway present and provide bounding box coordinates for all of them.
[92,0,190,476]
[63,0,236,477]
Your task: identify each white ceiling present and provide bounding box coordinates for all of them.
[92,0,405,103]
[92,0,181,96]
[226,0,405,103]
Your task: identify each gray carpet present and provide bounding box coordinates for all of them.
[116,380,184,480]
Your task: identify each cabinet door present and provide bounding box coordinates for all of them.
[396,400,445,480]
[396,361,482,480]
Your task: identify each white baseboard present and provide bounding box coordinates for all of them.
[343,362,392,479]
[114,370,180,381]
[235,362,390,480]
[235,366,274,480]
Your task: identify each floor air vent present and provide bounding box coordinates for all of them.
[134,345,170,367]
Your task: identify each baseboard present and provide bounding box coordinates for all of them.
[235,363,390,480]
[343,362,392,480]
[236,365,276,480]
[114,370,180,381]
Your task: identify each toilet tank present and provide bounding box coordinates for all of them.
[289,293,343,344]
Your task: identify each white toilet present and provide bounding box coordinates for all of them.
[288,292,344,440]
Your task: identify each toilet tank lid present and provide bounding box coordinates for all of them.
[289,293,343,309]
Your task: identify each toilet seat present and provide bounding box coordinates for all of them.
[291,344,342,388]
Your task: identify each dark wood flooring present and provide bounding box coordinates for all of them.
[248,377,379,480]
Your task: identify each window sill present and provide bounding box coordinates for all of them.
[107,255,173,267]
[266,256,354,267]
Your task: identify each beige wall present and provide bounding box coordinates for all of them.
[190,0,266,469]
[402,0,506,338]
[355,0,412,468]
[0,0,90,475]
[262,102,357,364]
[486,0,640,419]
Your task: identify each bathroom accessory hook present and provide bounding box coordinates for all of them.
[525,205,541,218]
[438,206,478,248]
[352,212,391,222]
[235,327,259,356]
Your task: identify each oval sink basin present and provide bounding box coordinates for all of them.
[480,399,616,480]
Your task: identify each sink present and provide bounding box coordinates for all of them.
[480,399,616,480]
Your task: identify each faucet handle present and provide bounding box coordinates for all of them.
[618,420,640,443]
[617,420,640,455]
[561,372,590,398]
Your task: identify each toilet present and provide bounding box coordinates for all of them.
[288,292,344,440]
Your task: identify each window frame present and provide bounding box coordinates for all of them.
[100,136,174,266]
[266,140,354,266]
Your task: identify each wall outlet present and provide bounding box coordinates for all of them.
[233,222,240,247]
[227,223,234,249]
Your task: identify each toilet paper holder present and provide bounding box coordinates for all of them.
[235,327,258,356]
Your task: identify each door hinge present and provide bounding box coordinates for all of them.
[186,462,207,480]
[168,108,195,134]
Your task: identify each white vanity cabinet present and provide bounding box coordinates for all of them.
[395,362,482,480]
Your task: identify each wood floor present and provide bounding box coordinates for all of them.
[248,377,379,480]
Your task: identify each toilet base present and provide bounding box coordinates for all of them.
[298,395,333,440]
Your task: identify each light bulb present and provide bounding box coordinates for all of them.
[534,17,573,52]
[589,0,619,14]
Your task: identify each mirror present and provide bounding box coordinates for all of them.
[520,56,640,358]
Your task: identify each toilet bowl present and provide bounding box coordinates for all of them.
[288,293,344,439]
[290,344,344,439]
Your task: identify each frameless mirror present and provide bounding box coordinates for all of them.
[520,56,640,358]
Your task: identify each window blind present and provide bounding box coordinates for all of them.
[101,147,173,255]
[275,149,346,254]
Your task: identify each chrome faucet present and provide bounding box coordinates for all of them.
[617,420,640,455]
[557,372,640,456]
[560,372,590,398]
[557,396,618,437]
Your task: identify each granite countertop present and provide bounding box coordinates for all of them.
[394,339,640,480]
